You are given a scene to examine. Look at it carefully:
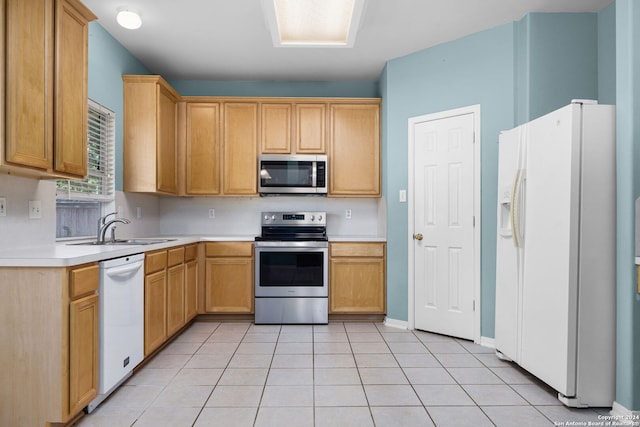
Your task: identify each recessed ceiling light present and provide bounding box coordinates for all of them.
[262,0,366,48]
[116,9,142,30]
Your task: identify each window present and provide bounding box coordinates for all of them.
[56,100,115,239]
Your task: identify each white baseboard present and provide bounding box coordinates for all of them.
[479,336,496,348]
[383,317,409,330]
[610,401,640,421]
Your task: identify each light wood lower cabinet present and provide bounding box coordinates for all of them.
[329,242,386,314]
[167,247,186,337]
[205,242,254,313]
[185,244,199,321]
[69,292,99,414]
[0,263,99,426]
[144,269,167,356]
[144,245,197,356]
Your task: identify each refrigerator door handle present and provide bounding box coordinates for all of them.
[511,169,524,248]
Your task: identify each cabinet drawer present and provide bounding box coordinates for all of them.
[167,246,185,267]
[69,264,99,299]
[185,244,198,262]
[330,242,385,258]
[205,242,253,257]
[146,250,168,274]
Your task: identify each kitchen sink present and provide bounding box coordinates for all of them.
[69,238,176,246]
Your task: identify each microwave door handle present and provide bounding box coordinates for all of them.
[312,161,317,187]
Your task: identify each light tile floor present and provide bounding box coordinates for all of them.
[77,322,612,427]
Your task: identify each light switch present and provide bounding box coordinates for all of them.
[399,190,407,203]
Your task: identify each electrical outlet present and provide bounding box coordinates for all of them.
[28,200,42,219]
[209,208,215,219]
[136,207,142,219]
[399,190,407,202]
[0,198,6,217]
[345,209,352,219]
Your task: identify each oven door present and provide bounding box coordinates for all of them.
[255,244,328,298]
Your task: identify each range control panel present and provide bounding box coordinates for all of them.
[261,211,326,226]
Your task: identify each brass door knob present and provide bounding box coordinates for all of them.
[413,233,423,241]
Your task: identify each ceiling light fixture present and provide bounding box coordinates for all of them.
[116,9,142,30]
[262,0,366,48]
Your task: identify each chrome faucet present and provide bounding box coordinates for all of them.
[97,212,131,244]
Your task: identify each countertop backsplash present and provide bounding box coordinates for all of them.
[159,195,386,239]
[0,172,386,253]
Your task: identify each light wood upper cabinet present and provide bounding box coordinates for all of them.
[123,75,179,195]
[2,0,95,178]
[4,0,53,170]
[184,103,221,195]
[329,102,381,197]
[259,102,326,154]
[54,0,94,176]
[261,103,292,153]
[223,102,258,195]
[295,103,326,153]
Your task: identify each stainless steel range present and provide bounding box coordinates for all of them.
[254,211,328,324]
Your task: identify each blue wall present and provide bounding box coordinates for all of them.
[170,80,379,98]
[87,23,150,191]
[382,12,602,337]
[614,0,640,412]
[382,23,516,330]
[527,13,598,120]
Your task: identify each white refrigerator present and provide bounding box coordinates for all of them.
[494,101,616,408]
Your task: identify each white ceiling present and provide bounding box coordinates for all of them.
[82,0,613,82]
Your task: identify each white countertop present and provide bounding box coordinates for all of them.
[0,235,386,267]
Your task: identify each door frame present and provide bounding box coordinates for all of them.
[407,105,481,343]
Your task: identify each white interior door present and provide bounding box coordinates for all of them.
[412,111,476,340]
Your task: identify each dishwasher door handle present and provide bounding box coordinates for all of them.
[104,261,144,280]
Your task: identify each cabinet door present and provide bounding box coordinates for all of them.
[166,264,185,336]
[4,0,54,170]
[144,270,167,355]
[295,104,326,153]
[156,85,178,194]
[330,257,385,313]
[185,259,198,321]
[69,293,98,414]
[261,103,291,153]
[329,104,381,196]
[205,257,253,313]
[54,0,92,177]
[186,103,221,195]
[223,103,258,195]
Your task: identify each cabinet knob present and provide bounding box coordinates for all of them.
[413,233,423,241]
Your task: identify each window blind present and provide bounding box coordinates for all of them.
[57,100,115,200]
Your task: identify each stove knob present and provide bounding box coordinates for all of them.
[318,215,323,221]
[271,215,276,220]
[310,215,315,221]
[264,215,269,221]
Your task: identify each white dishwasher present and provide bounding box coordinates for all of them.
[88,253,145,413]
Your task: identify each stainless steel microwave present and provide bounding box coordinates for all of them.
[258,154,328,195]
